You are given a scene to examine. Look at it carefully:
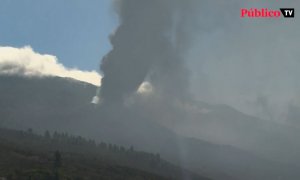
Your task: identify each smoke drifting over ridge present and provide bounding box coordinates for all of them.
[187,1,300,122]
[99,0,198,104]
[99,0,300,124]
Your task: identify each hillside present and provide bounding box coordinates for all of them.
[1,75,300,179]
[170,102,300,164]
[0,128,208,180]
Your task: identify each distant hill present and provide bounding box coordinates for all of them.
[1,75,300,180]
[0,75,96,131]
[168,100,300,165]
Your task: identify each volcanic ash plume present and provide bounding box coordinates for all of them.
[99,0,197,104]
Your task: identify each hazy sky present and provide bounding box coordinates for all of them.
[0,0,116,71]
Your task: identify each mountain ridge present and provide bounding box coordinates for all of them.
[1,75,299,179]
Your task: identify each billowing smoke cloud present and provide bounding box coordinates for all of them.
[0,46,101,86]
[96,1,300,164]
[98,0,300,126]
[187,0,300,122]
[99,0,198,104]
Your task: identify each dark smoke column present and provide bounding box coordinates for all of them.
[100,0,195,104]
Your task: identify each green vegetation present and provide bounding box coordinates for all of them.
[0,128,209,180]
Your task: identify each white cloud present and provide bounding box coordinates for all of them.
[0,46,101,86]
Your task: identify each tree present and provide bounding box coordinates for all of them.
[44,130,51,139]
[27,128,33,134]
[129,145,134,153]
